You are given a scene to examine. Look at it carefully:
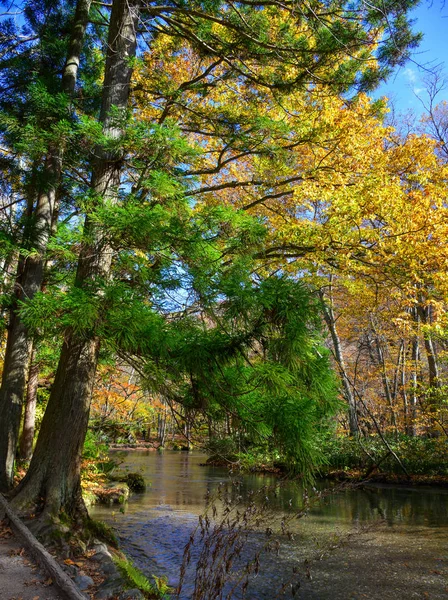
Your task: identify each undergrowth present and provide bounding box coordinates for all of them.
[322,434,448,477]
[114,556,171,599]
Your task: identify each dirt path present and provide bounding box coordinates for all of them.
[0,520,67,600]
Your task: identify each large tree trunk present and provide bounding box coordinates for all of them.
[11,0,140,522]
[13,333,101,519]
[0,0,92,492]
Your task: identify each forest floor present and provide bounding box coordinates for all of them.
[0,519,67,600]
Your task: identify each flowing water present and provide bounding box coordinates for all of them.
[89,450,448,599]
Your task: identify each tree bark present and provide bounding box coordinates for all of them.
[11,0,140,521]
[0,0,92,492]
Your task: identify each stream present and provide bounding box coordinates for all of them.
[89,450,448,599]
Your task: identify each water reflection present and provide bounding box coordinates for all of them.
[90,451,448,599]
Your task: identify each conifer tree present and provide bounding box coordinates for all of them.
[0,0,423,522]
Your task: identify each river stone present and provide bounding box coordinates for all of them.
[101,561,120,576]
[93,544,114,564]
[96,586,121,599]
[99,573,124,592]
[95,483,130,505]
[74,574,95,590]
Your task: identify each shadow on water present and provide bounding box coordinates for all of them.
[89,451,448,599]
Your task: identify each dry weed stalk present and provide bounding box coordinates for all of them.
[175,479,358,599]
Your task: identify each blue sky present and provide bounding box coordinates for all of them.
[2,1,445,117]
[375,1,448,115]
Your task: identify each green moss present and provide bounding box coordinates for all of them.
[85,518,118,547]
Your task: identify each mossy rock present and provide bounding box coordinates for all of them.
[86,519,118,546]
[95,484,130,505]
[124,473,146,493]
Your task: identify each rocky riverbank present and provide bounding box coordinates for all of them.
[0,491,161,600]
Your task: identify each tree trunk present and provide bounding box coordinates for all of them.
[416,303,440,435]
[11,0,140,521]
[409,330,420,436]
[0,0,92,492]
[208,416,214,443]
[372,334,398,436]
[417,304,440,390]
[0,190,19,304]
[400,340,410,435]
[183,409,192,450]
[0,193,39,490]
[158,411,167,447]
[19,344,39,461]
[0,309,33,490]
[13,334,100,519]
[319,285,358,435]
